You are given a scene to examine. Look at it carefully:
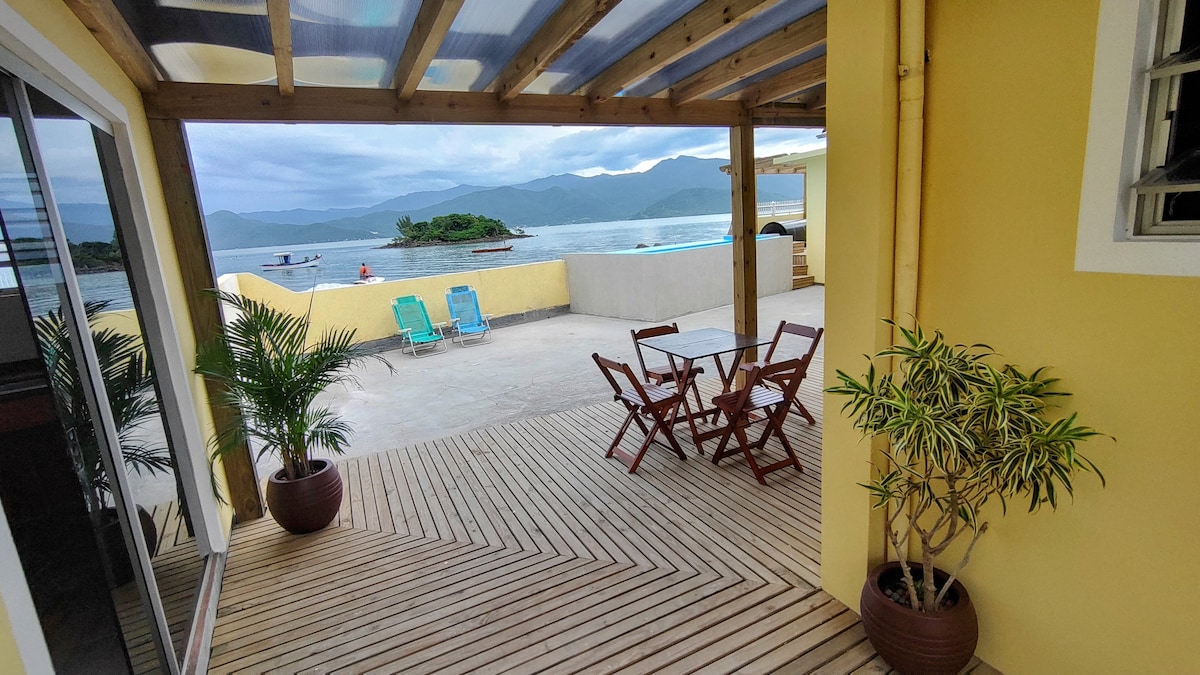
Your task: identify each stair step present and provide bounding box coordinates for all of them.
[792,275,815,289]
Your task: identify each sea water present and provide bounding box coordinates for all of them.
[212,213,735,292]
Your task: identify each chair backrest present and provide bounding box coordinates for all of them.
[733,357,807,416]
[593,352,654,406]
[446,286,483,327]
[392,295,434,335]
[629,323,680,381]
[763,321,824,369]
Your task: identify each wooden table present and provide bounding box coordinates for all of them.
[638,328,773,453]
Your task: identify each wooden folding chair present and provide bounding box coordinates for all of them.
[631,323,706,413]
[592,353,688,473]
[738,321,823,424]
[711,358,806,484]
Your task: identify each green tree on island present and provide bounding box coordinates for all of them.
[392,213,513,246]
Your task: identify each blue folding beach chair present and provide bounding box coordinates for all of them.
[445,285,493,347]
[391,295,447,357]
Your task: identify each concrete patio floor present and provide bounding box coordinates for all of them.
[306,285,825,473]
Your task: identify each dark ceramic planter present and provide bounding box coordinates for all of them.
[99,505,159,585]
[860,561,978,675]
[266,459,343,534]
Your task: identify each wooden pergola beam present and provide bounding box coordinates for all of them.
[749,102,825,127]
[493,0,622,101]
[265,0,294,96]
[144,83,758,126]
[392,0,465,101]
[62,0,158,93]
[730,123,758,368]
[671,8,826,105]
[731,55,826,107]
[585,0,776,103]
[146,118,263,524]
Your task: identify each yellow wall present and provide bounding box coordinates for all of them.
[803,156,826,283]
[0,600,24,674]
[229,260,569,344]
[822,0,898,608]
[826,1,1197,672]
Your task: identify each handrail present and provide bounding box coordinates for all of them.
[756,199,805,217]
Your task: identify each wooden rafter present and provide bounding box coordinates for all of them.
[791,84,826,110]
[144,83,755,126]
[730,54,825,107]
[265,0,294,96]
[392,0,465,101]
[493,0,622,102]
[670,8,825,105]
[584,0,777,104]
[62,0,159,93]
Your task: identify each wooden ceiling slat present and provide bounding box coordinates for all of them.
[584,0,777,104]
[392,0,466,101]
[493,0,622,102]
[792,84,826,110]
[670,7,825,105]
[748,102,824,127]
[144,83,762,126]
[731,55,826,107]
[265,0,294,96]
[62,0,159,93]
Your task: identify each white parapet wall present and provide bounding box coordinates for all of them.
[563,235,793,321]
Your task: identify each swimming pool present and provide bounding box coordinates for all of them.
[615,234,781,254]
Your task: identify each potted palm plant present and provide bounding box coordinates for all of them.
[35,300,172,578]
[828,320,1108,674]
[195,290,391,534]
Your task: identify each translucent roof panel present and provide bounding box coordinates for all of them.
[123,0,275,84]
[623,0,827,98]
[289,0,422,87]
[531,0,707,96]
[151,43,277,84]
[423,0,564,92]
[710,46,826,100]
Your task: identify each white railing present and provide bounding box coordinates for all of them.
[757,199,805,217]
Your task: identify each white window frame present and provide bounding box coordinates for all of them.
[1076,0,1200,276]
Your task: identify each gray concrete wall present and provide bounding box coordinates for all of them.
[563,235,793,321]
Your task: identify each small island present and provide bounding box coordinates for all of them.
[381,213,533,248]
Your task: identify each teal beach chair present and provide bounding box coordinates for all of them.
[445,285,493,347]
[391,295,447,357]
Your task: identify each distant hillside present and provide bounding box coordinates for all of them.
[633,187,792,219]
[201,155,807,249]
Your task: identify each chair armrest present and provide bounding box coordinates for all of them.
[482,314,494,319]
[397,327,412,336]
[433,321,448,328]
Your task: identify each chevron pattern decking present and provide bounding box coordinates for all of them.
[207,359,991,673]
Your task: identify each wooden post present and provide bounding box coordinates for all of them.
[730,124,758,378]
[147,118,264,523]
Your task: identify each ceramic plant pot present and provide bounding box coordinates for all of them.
[265,459,343,534]
[860,561,979,675]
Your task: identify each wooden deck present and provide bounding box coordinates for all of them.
[206,358,994,673]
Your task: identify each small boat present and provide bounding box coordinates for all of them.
[260,252,320,270]
[471,246,513,253]
[353,275,385,285]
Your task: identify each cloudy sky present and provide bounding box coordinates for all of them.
[185,124,824,214]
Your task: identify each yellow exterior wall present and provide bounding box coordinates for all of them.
[803,156,826,284]
[821,1,898,609]
[9,0,233,530]
[0,599,24,674]
[229,261,569,344]
[826,1,1197,672]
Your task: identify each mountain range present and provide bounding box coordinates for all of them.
[203,156,804,250]
[8,156,804,250]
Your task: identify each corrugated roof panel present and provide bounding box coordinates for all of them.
[423,0,565,92]
[289,0,422,87]
[531,0,706,96]
[151,43,276,84]
[709,46,825,100]
[623,0,826,98]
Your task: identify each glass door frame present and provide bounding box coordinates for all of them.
[0,15,230,672]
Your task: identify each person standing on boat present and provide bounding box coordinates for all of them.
[359,262,371,280]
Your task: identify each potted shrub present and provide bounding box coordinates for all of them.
[828,320,1108,674]
[195,290,391,534]
[35,301,172,579]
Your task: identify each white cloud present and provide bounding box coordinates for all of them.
[184,123,825,213]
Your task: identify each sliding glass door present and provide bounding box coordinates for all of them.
[0,71,203,674]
